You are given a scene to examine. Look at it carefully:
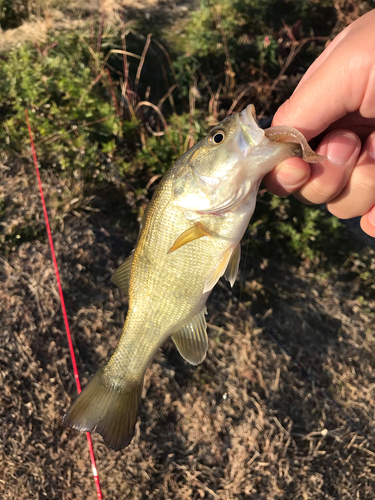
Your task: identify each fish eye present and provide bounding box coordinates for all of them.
[209,129,226,146]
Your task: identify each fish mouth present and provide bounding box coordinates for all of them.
[238,105,267,150]
[239,105,258,129]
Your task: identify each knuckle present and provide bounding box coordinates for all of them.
[303,183,341,204]
[352,166,375,192]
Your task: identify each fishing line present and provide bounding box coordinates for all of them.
[217,280,373,448]
[25,109,103,500]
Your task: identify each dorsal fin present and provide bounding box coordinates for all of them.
[111,251,134,294]
[224,243,241,287]
[172,309,208,365]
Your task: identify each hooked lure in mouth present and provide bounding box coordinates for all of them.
[64,104,324,450]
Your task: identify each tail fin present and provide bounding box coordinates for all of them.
[63,367,142,451]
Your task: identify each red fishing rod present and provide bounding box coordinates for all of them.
[25,109,103,499]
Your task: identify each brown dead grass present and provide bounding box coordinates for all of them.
[0,0,172,52]
[1,161,375,499]
[1,3,375,497]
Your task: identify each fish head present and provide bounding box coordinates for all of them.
[172,104,301,214]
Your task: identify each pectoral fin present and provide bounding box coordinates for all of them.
[111,251,134,294]
[168,222,211,254]
[224,243,241,287]
[203,247,233,294]
[172,309,208,365]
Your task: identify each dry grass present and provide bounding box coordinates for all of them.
[1,2,375,498]
[0,0,172,52]
[1,162,375,499]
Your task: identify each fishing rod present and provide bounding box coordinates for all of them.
[26,110,103,499]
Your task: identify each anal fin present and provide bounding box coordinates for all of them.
[111,251,134,294]
[203,247,233,294]
[172,309,208,365]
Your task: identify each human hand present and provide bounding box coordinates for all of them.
[263,10,375,237]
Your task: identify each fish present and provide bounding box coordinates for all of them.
[63,104,324,451]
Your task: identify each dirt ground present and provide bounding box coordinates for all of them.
[1,2,375,498]
[1,159,375,500]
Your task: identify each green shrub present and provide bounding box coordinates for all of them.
[248,193,346,264]
[168,0,337,96]
[134,112,207,175]
[0,32,134,180]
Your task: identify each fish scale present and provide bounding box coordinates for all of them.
[64,104,324,450]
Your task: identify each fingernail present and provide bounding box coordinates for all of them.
[275,165,308,188]
[368,134,375,160]
[367,206,375,227]
[327,132,359,165]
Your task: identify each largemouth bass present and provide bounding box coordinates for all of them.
[64,105,323,450]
